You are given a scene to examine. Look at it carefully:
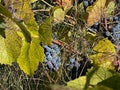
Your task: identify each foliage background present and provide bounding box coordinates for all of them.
[0,0,120,90]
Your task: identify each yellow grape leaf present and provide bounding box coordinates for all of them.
[0,36,13,65]
[5,29,22,60]
[90,39,115,68]
[67,76,86,90]
[54,7,65,23]
[86,0,106,26]
[0,19,22,65]
[93,39,115,53]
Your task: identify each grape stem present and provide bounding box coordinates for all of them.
[52,39,82,55]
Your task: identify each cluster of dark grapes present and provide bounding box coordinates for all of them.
[43,43,61,71]
[86,15,120,45]
[66,56,92,80]
[104,17,120,45]
[88,22,99,33]
[83,0,96,9]
[83,0,120,45]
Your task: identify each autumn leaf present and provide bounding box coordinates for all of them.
[86,0,106,26]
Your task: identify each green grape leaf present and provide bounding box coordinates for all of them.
[67,67,115,90]
[88,67,115,86]
[67,76,87,90]
[90,39,115,68]
[105,1,115,16]
[98,75,120,90]
[53,7,65,23]
[0,36,13,65]
[84,66,115,89]
[39,17,52,45]
[17,36,44,75]
[86,0,106,26]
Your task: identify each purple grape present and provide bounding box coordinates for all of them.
[83,1,89,8]
[46,54,52,61]
[93,29,97,32]
[94,22,99,29]
[43,42,61,71]
[45,52,50,56]
[113,16,119,21]
[105,31,111,37]
[70,57,75,64]
[44,45,52,52]
[47,61,54,69]
[111,24,120,33]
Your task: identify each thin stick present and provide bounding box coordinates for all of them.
[33,9,50,12]
[52,39,82,55]
[79,60,88,76]
[41,0,53,7]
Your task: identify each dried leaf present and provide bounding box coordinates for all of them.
[86,0,106,26]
